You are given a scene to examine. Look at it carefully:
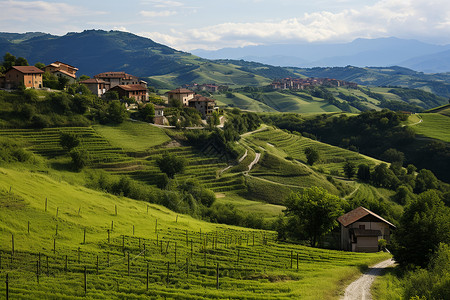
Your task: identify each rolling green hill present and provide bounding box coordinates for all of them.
[0,167,390,299]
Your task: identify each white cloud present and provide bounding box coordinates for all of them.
[152,0,450,50]
[139,10,177,17]
[0,0,105,22]
[141,0,183,8]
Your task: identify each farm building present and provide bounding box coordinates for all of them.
[337,206,395,253]
[0,66,44,89]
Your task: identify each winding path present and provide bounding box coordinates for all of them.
[342,258,395,300]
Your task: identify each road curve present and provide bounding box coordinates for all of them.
[342,258,395,300]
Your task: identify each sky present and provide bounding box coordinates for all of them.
[1,0,450,51]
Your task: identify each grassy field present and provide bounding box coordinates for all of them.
[0,167,390,299]
[412,113,450,142]
[93,120,171,151]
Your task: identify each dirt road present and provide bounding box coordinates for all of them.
[342,258,395,300]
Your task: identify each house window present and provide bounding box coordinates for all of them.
[359,225,365,230]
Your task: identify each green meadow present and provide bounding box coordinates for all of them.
[412,113,450,142]
[0,167,390,299]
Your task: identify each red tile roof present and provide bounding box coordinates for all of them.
[79,78,109,84]
[190,94,215,102]
[113,84,147,91]
[11,66,44,74]
[53,69,76,78]
[337,206,395,228]
[168,88,194,94]
[94,72,137,79]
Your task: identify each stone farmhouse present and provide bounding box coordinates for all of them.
[337,206,395,253]
[94,72,145,89]
[78,78,110,97]
[45,61,78,83]
[0,66,44,89]
[109,84,149,103]
[167,88,217,118]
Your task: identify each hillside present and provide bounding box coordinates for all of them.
[2,30,450,100]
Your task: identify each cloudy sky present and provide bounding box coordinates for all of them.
[1,0,449,51]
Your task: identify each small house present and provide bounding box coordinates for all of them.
[109,84,148,103]
[167,88,195,106]
[45,61,78,83]
[1,66,44,89]
[188,94,216,118]
[337,206,395,253]
[79,78,111,97]
[154,105,165,125]
[94,72,142,89]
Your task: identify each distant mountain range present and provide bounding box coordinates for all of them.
[192,38,450,73]
[1,30,450,98]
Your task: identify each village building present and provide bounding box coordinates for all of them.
[0,66,44,89]
[94,72,144,89]
[167,88,195,106]
[154,105,165,125]
[271,77,358,90]
[79,78,111,97]
[337,206,395,253]
[188,94,216,118]
[109,84,148,103]
[44,61,78,83]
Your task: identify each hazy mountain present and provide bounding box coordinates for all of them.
[192,38,450,71]
[400,49,450,73]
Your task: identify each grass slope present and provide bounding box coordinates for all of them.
[0,167,390,299]
[412,113,450,142]
[92,120,171,151]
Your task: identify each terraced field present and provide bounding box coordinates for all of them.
[246,128,382,174]
[0,168,390,299]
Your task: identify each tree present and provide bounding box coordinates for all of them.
[304,147,319,165]
[156,152,186,178]
[139,103,155,123]
[60,132,80,150]
[381,148,405,163]
[78,75,90,81]
[393,190,450,268]
[283,186,345,247]
[104,90,119,101]
[70,147,90,171]
[106,100,127,124]
[357,163,371,182]
[414,169,439,194]
[15,57,28,66]
[343,160,356,179]
[34,62,45,70]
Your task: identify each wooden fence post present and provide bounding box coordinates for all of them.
[96,255,99,275]
[6,273,9,300]
[107,229,110,244]
[45,197,47,212]
[83,228,86,244]
[65,255,68,272]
